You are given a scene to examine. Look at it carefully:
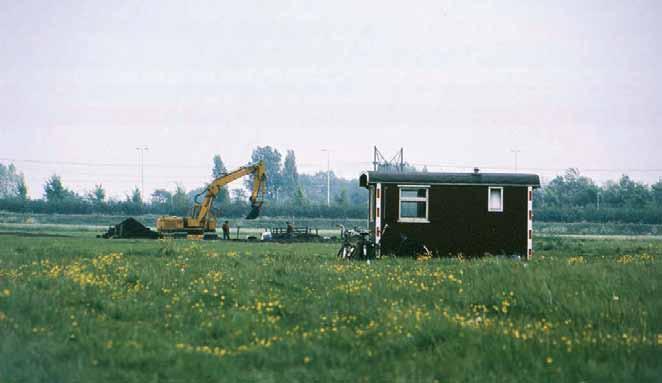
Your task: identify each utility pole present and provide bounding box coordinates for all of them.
[321,149,331,206]
[510,149,521,173]
[136,146,149,201]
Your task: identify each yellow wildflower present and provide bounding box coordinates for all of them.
[304,356,311,364]
[2,289,10,297]
[545,356,553,365]
[567,256,584,265]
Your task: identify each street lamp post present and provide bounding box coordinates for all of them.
[321,149,331,206]
[136,146,149,200]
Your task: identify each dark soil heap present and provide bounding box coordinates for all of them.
[100,218,160,239]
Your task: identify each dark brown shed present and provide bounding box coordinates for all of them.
[360,170,541,258]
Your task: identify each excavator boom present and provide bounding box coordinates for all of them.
[156,161,267,237]
[194,161,267,222]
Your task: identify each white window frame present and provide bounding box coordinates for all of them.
[398,185,430,223]
[488,187,504,212]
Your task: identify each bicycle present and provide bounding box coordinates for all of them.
[396,232,432,258]
[337,225,374,260]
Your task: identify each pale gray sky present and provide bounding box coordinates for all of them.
[1,0,661,198]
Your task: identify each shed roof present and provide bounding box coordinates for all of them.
[360,171,540,188]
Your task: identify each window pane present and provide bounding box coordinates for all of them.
[401,189,417,198]
[401,201,426,218]
[401,188,426,198]
[417,201,426,217]
[489,189,502,210]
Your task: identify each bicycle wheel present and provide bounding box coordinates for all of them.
[350,244,362,259]
[346,245,357,259]
[397,239,429,258]
[337,244,355,259]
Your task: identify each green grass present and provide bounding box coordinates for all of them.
[0,211,358,240]
[0,211,366,230]
[0,223,342,241]
[6,210,662,236]
[536,221,662,236]
[1,234,661,382]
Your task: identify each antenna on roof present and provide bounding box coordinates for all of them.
[373,146,405,173]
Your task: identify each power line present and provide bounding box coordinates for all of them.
[408,162,662,173]
[9,170,212,180]
[0,157,210,169]
[2,157,662,175]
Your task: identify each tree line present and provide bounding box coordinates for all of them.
[533,168,662,224]
[0,148,367,218]
[1,158,661,223]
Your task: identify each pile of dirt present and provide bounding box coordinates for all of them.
[99,218,160,239]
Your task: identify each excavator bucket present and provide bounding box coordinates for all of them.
[246,203,262,220]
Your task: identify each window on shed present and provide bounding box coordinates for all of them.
[488,187,503,212]
[399,186,429,223]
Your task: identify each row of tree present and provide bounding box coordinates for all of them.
[244,146,366,205]
[0,147,368,217]
[1,155,662,222]
[534,168,662,209]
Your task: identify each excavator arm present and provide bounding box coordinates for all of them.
[156,161,267,237]
[246,162,267,219]
[193,161,267,224]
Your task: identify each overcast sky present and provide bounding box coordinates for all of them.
[1,0,660,198]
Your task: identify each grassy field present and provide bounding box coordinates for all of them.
[0,211,366,230]
[4,210,662,236]
[0,211,361,240]
[0,233,661,382]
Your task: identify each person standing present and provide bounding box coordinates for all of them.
[222,221,231,240]
[286,221,294,239]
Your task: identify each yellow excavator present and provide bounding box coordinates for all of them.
[156,161,267,239]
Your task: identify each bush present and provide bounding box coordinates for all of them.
[0,197,367,220]
[535,207,662,225]
[2,197,656,223]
